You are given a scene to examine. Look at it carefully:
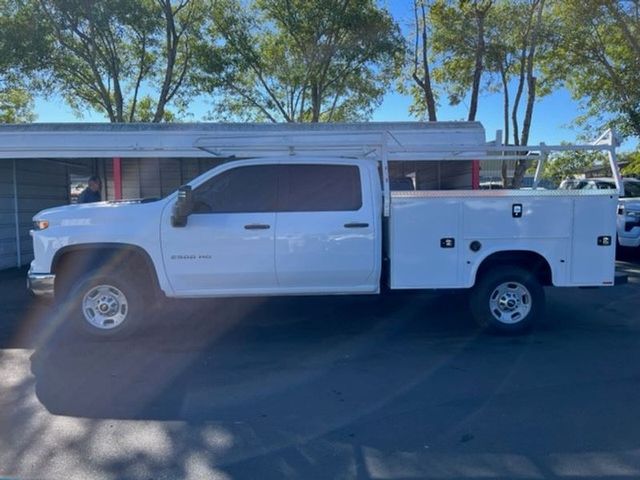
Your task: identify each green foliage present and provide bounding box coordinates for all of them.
[34,0,204,122]
[407,0,555,139]
[0,0,50,122]
[195,0,404,122]
[0,88,35,123]
[0,0,638,141]
[428,0,484,109]
[0,0,50,75]
[548,0,640,138]
[130,96,177,122]
[620,151,640,177]
[541,150,607,185]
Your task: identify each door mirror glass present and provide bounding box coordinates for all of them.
[171,185,193,227]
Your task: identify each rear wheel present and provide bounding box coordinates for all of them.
[470,266,545,333]
[61,273,145,338]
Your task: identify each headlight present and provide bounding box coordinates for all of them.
[32,219,49,230]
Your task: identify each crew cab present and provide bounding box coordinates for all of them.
[28,154,620,337]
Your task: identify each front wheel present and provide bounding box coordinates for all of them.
[60,274,145,339]
[470,266,545,334]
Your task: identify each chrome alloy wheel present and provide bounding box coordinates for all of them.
[81,284,129,330]
[489,281,532,324]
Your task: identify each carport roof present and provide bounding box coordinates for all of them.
[0,121,483,132]
[0,121,486,159]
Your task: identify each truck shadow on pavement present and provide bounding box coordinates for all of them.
[29,291,480,421]
[25,250,640,423]
[5,255,640,479]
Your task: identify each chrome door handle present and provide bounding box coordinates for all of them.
[344,222,369,228]
[244,224,270,230]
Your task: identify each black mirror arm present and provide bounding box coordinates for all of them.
[171,185,193,227]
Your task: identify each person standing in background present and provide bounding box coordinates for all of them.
[78,175,102,203]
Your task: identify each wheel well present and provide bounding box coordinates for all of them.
[475,250,553,286]
[52,244,160,298]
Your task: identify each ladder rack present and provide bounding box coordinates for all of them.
[193,129,622,217]
[0,123,622,218]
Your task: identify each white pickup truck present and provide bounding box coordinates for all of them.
[560,177,640,250]
[27,151,621,338]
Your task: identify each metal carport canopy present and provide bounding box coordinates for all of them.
[0,122,487,159]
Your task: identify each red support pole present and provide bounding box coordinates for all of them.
[113,157,122,200]
[471,159,480,190]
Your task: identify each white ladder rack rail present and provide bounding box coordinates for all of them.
[194,129,622,217]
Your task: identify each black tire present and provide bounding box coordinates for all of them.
[58,273,145,339]
[615,236,625,260]
[616,238,634,261]
[470,266,545,334]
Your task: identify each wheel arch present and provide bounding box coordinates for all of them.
[473,250,554,287]
[52,243,162,298]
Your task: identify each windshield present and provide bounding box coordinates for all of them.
[623,182,640,198]
[559,178,640,197]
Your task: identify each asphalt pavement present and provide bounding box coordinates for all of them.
[1,257,640,480]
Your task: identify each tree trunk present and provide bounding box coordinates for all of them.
[467,9,487,122]
[412,0,437,121]
[510,75,536,187]
[499,61,509,187]
[511,0,545,188]
[511,50,526,146]
[501,160,509,188]
[499,61,510,143]
[311,83,321,122]
[154,0,179,123]
[520,76,536,147]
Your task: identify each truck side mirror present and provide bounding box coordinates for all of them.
[171,185,193,227]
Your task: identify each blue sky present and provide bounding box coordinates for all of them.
[32,87,584,146]
[371,88,583,146]
[31,1,636,151]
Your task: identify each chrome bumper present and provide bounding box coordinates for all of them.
[27,270,55,297]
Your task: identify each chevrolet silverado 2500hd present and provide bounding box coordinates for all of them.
[28,153,620,337]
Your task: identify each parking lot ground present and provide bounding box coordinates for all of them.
[1,258,640,480]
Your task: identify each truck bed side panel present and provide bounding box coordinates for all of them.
[389,192,617,289]
[389,197,461,288]
[570,195,617,285]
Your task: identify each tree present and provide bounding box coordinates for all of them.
[621,151,640,177]
[476,0,552,186]
[541,149,606,185]
[424,0,551,187]
[408,0,438,121]
[506,0,549,187]
[0,0,49,122]
[484,2,518,146]
[0,88,35,123]
[550,0,640,138]
[428,0,493,122]
[35,0,204,122]
[195,0,404,122]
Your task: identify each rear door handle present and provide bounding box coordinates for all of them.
[344,222,369,228]
[244,223,270,230]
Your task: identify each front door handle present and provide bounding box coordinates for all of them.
[244,223,270,230]
[344,222,369,228]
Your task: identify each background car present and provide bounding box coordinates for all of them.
[559,177,640,251]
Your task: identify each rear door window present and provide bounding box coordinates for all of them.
[278,164,362,212]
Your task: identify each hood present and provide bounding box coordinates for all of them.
[33,197,167,227]
[619,197,640,211]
